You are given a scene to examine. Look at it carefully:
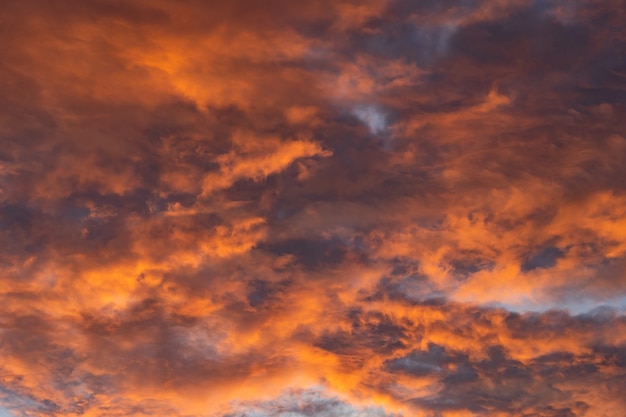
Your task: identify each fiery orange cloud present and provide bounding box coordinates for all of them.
[1,1,626,417]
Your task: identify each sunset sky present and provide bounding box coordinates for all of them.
[1,1,626,416]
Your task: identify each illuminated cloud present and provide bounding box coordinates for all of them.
[1,0,625,416]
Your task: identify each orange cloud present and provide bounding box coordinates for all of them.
[1,0,626,416]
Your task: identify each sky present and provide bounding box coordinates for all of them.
[1,0,625,416]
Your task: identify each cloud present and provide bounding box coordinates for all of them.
[1,0,625,416]
[200,133,332,196]
[353,105,387,135]
[225,388,394,417]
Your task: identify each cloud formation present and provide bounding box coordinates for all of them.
[1,0,625,416]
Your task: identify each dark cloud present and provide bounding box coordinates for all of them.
[521,247,566,271]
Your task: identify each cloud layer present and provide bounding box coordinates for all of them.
[1,0,625,416]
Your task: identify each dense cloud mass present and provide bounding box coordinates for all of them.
[1,0,625,416]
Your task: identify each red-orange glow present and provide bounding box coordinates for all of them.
[1,1,626,416]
